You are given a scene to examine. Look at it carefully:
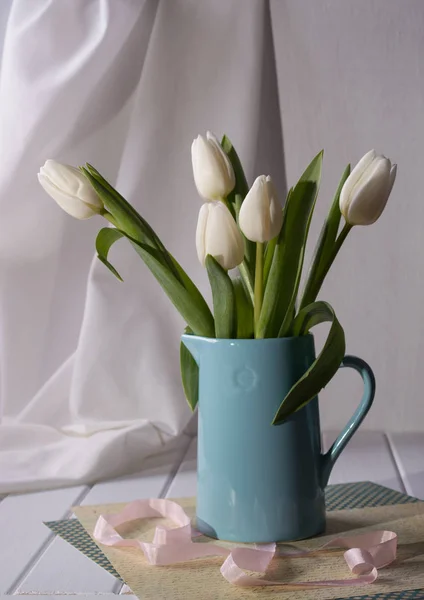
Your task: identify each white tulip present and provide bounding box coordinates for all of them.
[191,131,235,201]
[38,160,104,219]
[196,202,244,270]
[339,150,397,226]
[238,175,283,242]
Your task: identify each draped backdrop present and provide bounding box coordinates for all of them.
[1,0,424,493]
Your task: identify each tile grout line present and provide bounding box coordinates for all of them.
[115,434,193,595]
[384,432,408,494]
[8,485,93,596]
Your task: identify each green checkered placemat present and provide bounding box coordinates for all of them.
[325,481,419,510]
[44,481,423,598]
[45,517,123,580]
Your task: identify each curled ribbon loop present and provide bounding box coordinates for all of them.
[93,498,397,588]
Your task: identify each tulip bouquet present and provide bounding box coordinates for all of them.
[38,134,396,423]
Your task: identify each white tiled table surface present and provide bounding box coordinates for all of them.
[1,431,423,599]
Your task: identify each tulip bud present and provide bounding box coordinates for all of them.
[196,202,244,270]
[191,131,236,201]
[38,160,104,219]
[339,150,397,226]
[238,175,283,243]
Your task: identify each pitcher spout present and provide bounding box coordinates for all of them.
[181,334,205,365]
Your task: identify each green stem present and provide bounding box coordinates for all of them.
[302,223,352,307]
[102,210,118,227]
[254,242,264,337]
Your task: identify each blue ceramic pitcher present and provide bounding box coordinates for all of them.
[181,333,375,543]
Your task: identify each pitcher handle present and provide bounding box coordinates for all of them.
[321,355,376,487]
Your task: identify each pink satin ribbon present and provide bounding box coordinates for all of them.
[92,498,397,588]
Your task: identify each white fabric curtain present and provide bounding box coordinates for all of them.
[0,0,284,492]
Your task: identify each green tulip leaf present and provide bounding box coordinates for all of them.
[82,166,156,246]
[97,255,123,281]
[95,228,125,281]
[180,326,199,411]
[299,164,351,309]
[169,254,216,328]
[258,151,323,338]
[233,276,254,339]
[95,226,214,338]
[82,165,181,283]
[90,169,211,326]
[273,301,345,425]
[205,255,236,339]
[129,240,215,338]
[89,168,215,337]
[221,135,249,201]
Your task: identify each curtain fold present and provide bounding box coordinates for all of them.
[0,0,285,492]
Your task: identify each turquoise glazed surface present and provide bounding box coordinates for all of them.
[181,334,375,543]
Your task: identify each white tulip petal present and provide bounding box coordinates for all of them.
[191,136,219,200]
[266,176,283,239]
[191,132,235,201]
[239,176,270,243]
[388,164,397,195]
[38,159,103,219]
[352,148,377,172]
[201,202,244,270]
[40,160,103,209]
[239,175,282,242]
[347,157,391,225]
[195,203,210,266]
[339,150,395,226]
[44,161,81,195]
[340,149,377,217]
[38,173,99,219]
[206,131,235,190]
